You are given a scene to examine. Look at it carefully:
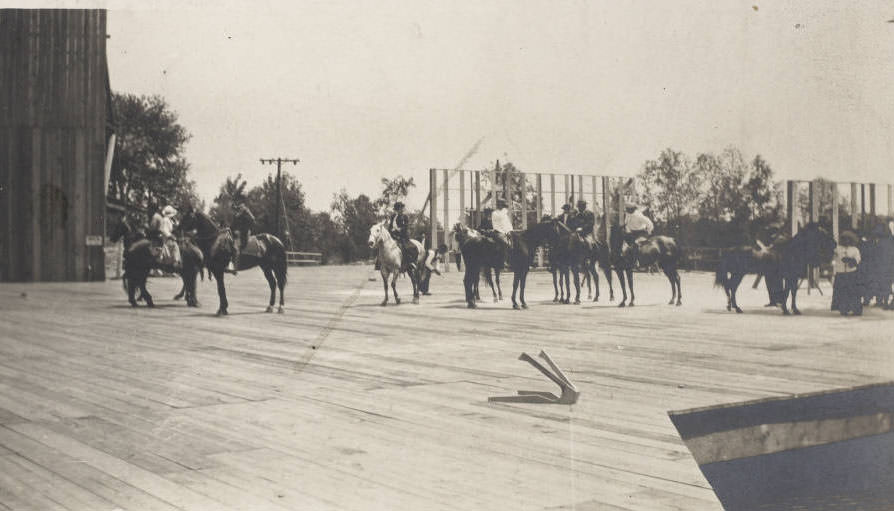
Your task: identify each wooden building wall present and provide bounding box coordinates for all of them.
[0,9,109,281]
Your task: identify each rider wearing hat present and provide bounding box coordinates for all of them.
[623,203,653,248]
[569,199,596,246]
[557,202,575,227]
[388,201,417,270]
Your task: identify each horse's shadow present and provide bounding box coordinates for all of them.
[109,303,182,310]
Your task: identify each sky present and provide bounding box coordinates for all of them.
[19,0,894,212]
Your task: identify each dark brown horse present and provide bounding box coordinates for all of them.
[610,225,683,307]
[178,209,237,315]
[231,208,289,313]
[716,222,836,314]
[111,216,203,307]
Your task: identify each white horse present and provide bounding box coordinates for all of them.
[368,222,425,305]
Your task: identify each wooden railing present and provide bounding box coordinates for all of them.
[286,251,322,266]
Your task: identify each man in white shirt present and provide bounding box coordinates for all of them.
[491,199,514,237]
[623,203,654,246]
[419,244,448,295]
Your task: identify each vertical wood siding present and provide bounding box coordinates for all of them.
[0,9,108,281]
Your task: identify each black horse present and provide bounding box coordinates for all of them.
[231,207,289,313]
[582,237,614,302]
[453,224,507,308]
[609,225,683,307]
[178,209,238,315]
[110,216,203,307]
[715,222,836,315]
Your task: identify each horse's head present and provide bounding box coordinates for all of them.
[795,222,836,264]
[368,222,389,249]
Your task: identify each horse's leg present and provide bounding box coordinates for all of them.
[465,264,478,308]
[617,268,627,307]
[563,267,571,304]
[520,269,528,309]
[573,267,581,304]
[729,273,745,313]
[552,268,559,302]
[674,267,682,306]
[590,262,600,302]
[127,274,138,307]
[495,269,503,301]
[214,268,228,315]
[262,265,276,312]
[511,272,520,310]
[275,262,286,313]
[791,276,801,315]
[391,272,400,305]
[583,264,592,300]
[662,265,675,305]
[410,266,420,304]
[381,271,389,306]
[174,282,185,300]
[140,273,154,308]
[626,269,635,306]
[605,266,614,301]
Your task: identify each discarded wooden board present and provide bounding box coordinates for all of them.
[489,350,579,404]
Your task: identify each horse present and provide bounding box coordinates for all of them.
[111,216,203,307]
[609,225,683,307]
[509,221,557,309]
[229,208,289,313]
[452,224,507,308]
[367,222,424,306]
[178,208,237,315]
[582,237,614,302]
[715,222,836,315]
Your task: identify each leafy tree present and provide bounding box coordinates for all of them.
[744,155,783,222]
[637,148,701,232]
[694,147,748,223]
[243,172,312,250]
[107,93,200,218]
[331,189,378,262]
[374,175,416,217]
[209,173,248,227]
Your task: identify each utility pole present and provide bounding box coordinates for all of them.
[259,158,299,246]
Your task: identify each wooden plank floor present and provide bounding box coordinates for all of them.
[1,265,893,510]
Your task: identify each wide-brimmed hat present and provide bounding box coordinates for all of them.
[162,205,177,217]
[576,199,587,207]
[561,203,572,211]
[393,201,405,210]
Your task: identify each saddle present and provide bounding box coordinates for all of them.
[241,235,267,258]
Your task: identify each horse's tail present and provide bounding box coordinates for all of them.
[714,258,727,288]
[267,234,288,285]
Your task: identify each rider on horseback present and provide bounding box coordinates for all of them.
[388,202,418,271]
[623,203,653,254]
[557,203,575,227]
[570,199,596,247]
[491,198,514,247]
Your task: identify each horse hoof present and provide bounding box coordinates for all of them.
[380,301,387,306]
[277,307,285,314]
[395,298,401,305]
[173,295,182,301]
[676,301,682,306]
[216,308,227,316]
[574,300,580,305]
[735,307,743,314]
[727,305,732,311]
[493,298,498,303]
[129,301,138,308]
[793,309,802,316]
[618,303,626,308]
[266,306,274,313]
[146,302,155,308]
[412,298,419,304]
[782,310,791,316]
[467,302,477,309]
[668,300,675,305]
[513,304,520,310]
[521,304,528,309]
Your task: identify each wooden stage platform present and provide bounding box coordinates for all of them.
[0,266,892,510]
